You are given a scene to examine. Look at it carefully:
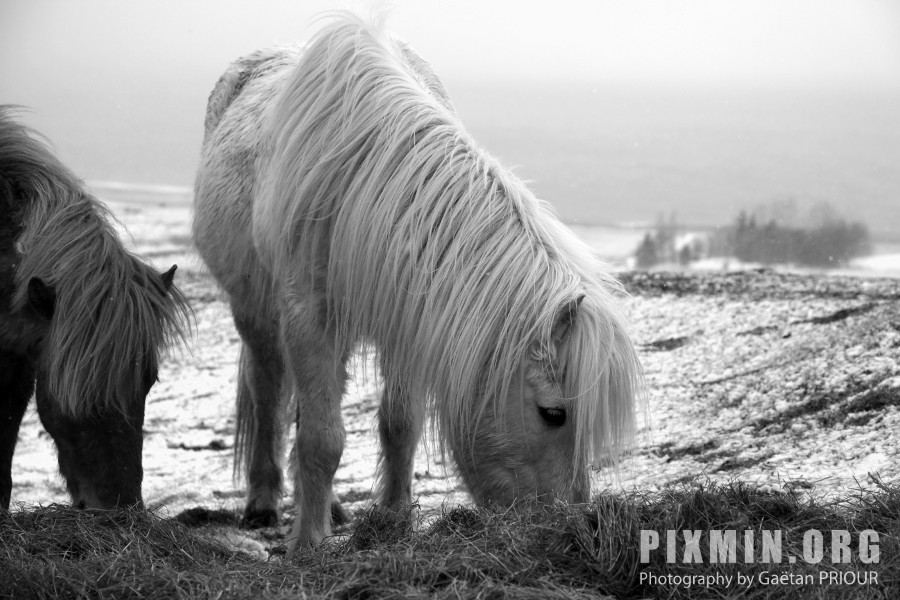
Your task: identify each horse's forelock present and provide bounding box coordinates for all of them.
[531,214,643,473]
[563,290,643,474]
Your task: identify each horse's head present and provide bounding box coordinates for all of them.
[449,297,595,506]
[24,264,183,509]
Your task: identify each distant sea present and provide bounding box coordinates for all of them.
[24,77,900,263]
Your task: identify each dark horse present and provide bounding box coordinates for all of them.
[0,107,190,510]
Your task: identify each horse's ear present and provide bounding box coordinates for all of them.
[160,264,177,292]
[551,294,584,349]
[27,277,56,320]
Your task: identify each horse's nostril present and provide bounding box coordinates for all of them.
[538,406,566,427]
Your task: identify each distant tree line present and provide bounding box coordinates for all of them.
[635,213,673,269]
[634,212,706,269]
[709,211,871,267]
[635,202,871,269]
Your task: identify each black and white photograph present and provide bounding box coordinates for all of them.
[1,1,899,597]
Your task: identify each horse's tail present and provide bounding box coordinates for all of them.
[233,343,254,480]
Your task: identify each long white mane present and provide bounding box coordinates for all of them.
[252,13,641,467]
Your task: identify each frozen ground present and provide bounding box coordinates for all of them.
[9,193,900,534]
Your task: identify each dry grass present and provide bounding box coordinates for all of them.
[2,479,897,599]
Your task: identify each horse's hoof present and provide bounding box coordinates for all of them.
[331,500,351,525]
[242,507,279,528]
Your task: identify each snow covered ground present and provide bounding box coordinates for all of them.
[10,193,900,531]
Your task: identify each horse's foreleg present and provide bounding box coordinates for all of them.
[279,298,348,550]
[376,383,424,511]
[232,309,285,528]
[0,351,35,510]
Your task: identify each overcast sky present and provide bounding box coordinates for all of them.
[2,0,899,91]
[1,0,898,227]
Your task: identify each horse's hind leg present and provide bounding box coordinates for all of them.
[233,311,348,529]
[0,351,35,510]
[280,295,348,549]
[232,312,285,528]
[376,382,425,511]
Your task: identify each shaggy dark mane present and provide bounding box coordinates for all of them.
[0,106,190,415]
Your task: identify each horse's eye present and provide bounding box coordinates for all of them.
[538,406,566,427]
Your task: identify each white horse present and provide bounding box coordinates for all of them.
[193,13,641,550]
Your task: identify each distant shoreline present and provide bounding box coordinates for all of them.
[88,180,193,206]
[89,180,900,278]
